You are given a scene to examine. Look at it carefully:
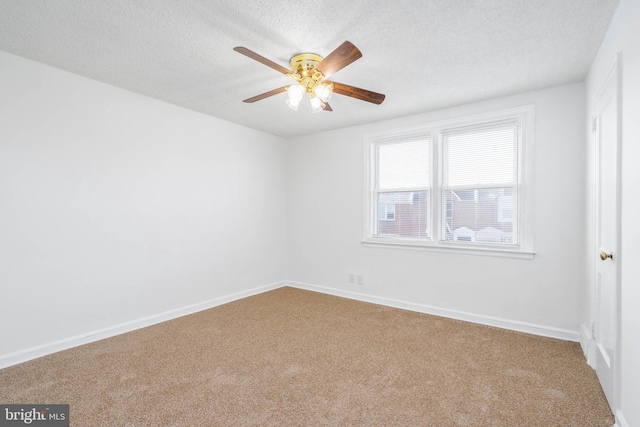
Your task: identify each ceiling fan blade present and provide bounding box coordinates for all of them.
[332,82,385,105]
[242,86,288,103]
[323,103,333,112]
[233,47,291,75]
[315,41,362,78]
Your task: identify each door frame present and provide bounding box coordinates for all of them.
[587,52,622,414]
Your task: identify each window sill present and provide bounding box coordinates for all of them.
[361,237,535,259]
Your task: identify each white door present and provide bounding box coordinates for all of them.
[592,57,620,412]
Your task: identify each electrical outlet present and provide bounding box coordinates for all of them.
[348,273,355,283]
[357,275,364,285]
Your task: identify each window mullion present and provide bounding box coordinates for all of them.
[433,129,442,243]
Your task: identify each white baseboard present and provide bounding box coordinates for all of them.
[1,280,582,370]
[287,281,580,342]
[615,410,629,427]
[580,323,595,367]
[0,281,286,370]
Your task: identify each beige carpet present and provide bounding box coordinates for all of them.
[0,287,613,426]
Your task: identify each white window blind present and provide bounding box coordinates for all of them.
[375,137,431,239]
[442,122,519,245]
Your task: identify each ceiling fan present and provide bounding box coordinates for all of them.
[233,41,385,112]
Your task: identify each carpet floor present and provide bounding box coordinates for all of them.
[0,287,613,426]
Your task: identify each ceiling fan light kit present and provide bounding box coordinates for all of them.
[286,52,333,112]
[233,41,385,113]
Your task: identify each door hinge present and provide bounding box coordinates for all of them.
[591,322,596,339]
[592,116,597,132]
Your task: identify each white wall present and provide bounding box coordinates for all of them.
[0,51,288,361]
[288,83,586,337]
[585,0,640,425]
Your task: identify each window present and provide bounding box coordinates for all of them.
[378,202,396,221]
[373,137,431,238]
[442,122,518,245]
[364,106,534,258]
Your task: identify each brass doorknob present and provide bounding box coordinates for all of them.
[600,251,613,261]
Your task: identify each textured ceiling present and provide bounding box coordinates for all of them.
[0,0,619,138]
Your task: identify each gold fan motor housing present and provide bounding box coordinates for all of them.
[289,53,325,91]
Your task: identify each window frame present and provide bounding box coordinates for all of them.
[362,105,535,259]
